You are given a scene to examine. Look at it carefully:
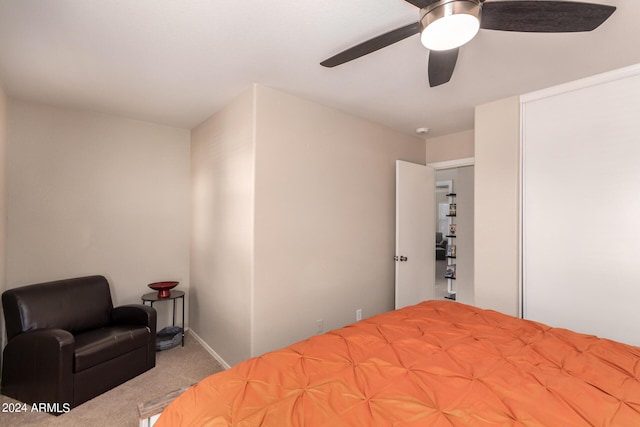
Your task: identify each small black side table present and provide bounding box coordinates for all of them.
[141,290,185,347]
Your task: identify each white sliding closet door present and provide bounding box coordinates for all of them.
[522,65,640,346]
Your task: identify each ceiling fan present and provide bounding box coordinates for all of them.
[320,0,616,87]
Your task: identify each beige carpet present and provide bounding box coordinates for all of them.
[0,332,225,427]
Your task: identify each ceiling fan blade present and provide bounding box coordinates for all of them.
[481,1,616,32]
[428,48,459,87]
[320,22,420,67]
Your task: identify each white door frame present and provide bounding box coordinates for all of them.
[427,157,475,170]
[430,157,475,301]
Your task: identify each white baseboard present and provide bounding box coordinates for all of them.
[187,329,231,370]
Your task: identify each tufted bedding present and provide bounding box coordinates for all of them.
[156,300,640,426]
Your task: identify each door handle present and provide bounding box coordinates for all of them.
[400,256,408,262]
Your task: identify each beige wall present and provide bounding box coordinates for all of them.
[473,96,520,316]
[6,101,191,326]
[190,87,255,365]
[252,85,425,355]
[426,129,474,163]
[191,85,425,365]
[0,82,7,351]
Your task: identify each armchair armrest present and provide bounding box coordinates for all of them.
[111,304,157,334]
[1,329,74,410]
[111,304,157,369]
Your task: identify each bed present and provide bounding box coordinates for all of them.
[155,300,640,426]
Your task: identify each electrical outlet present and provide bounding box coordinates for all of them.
[316,319,323,334]
[356,309,362,321]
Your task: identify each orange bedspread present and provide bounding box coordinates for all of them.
[156,301,640,426]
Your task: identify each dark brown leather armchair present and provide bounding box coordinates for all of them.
[1,275,156,413]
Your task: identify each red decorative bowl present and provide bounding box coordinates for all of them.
[148,281,179,298]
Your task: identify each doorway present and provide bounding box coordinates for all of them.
[435,180,452,300]
[432,164,475,305]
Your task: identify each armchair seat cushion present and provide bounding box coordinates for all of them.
[74,326,151,373]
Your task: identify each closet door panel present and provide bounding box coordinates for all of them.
[522,66,640,346]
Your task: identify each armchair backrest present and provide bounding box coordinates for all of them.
[2,275,114,340]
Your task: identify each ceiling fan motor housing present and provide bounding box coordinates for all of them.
[421,0,483,18]
[420,0,483,50]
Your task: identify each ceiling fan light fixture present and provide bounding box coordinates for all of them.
[420,0,482,51]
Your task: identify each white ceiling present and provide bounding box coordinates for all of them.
[0,0,637,138]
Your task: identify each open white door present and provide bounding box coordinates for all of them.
[395,161,436,309]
